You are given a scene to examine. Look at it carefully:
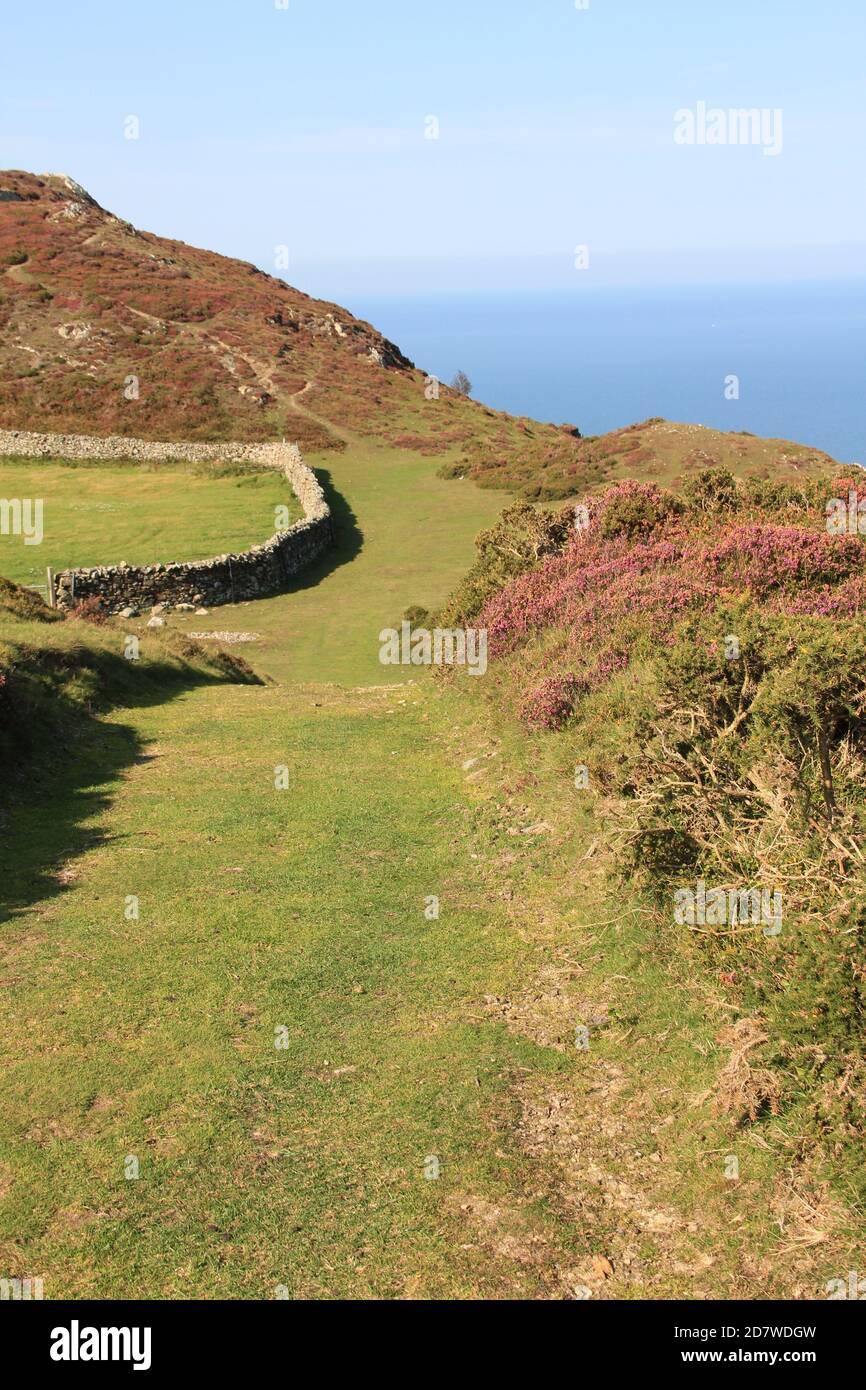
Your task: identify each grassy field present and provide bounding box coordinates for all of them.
[0,433,858,1299]
[167,437,511,685]
[0,456,298,590]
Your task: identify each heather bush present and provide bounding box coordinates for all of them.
[520,672,584,729]
[68,595,109,625]
[479,498,865,667]
[438,502,572,626]
[0,575,62,624]
[449,478,866,1175]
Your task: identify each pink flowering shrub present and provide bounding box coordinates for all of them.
[830,474,866,504]
[452,470,866,1178]
[520,673,584,729]
[477,478,866,728]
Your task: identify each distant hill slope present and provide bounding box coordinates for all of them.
[0,171,409,450]
[442,415,841,501]
[0,170,554,458]
[0,171,841,492]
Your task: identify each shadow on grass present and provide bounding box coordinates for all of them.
[0,652,260,928]
[281,467,363,595]
[0,464,358,926]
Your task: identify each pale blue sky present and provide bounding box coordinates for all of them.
[3,0,864,295]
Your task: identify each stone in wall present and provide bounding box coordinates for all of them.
[0,430,332,612]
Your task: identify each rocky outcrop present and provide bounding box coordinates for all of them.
[0,429,332,612]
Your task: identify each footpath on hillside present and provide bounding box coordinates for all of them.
[1,432,856,1300]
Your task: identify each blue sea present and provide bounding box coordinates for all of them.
[353,281,865,466]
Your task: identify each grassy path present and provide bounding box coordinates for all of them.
[2,440,563,1298]
[170,432,510,686]
[2,678,567,1297]
[1,436,855,1298]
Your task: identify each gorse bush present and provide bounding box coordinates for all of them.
[597,480,684,540]
[438,502,573,627]
[682,464,740,513]
[621,606,866,887]
[618,605,866,1156]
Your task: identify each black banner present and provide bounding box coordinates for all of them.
[5,1298,861,1375]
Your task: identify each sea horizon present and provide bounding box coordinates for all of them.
[346,277,865,466]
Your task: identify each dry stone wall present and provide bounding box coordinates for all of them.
[0,429,332,612]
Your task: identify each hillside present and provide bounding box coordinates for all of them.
[441,415,841,501]
[2,172,862,1304]
[0,171,842,497]
[0,170,557,462]
[436,466,866,1274]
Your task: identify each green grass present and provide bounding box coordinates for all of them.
[1,435,858,1299]
[166,437,510,685]
[1,674,577,1298]
[0,456,298,588]
[0,441,547,1299]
